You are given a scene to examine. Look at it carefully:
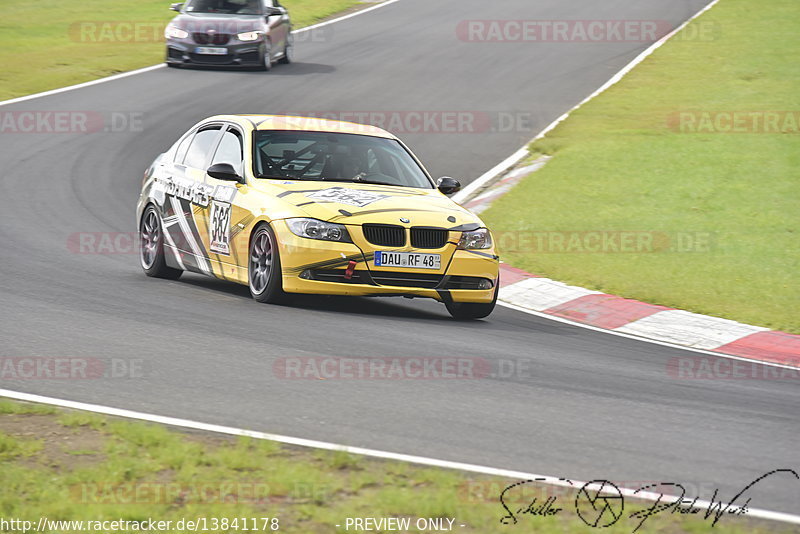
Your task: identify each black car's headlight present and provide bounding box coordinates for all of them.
[165,24,188,39]
[237,31,263,42]
[458,228,492,250]
[286,218,352,243]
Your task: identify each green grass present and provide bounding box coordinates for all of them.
[0,0,360,100]
[0,432,43,459]
[2,399,793,533]
[481,0,800,333]
[0,399,57,415]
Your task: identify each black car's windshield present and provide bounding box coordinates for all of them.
[184,0,262,15]
[253,131,433,188]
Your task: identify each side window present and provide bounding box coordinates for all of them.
[184,127,222,169]
[174,133,193,164]
[211,128,244,175]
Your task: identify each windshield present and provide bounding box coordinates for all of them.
[253,131,433,188]
[184,0,263,15]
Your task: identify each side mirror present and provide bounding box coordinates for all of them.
[207,163,243,183]
[437,176,461,195]
[265,6,284,16]
[170,3,183,12]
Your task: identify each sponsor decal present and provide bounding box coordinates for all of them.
[158,176,213,207]
[306,187,389,207]
[209,201,232,255]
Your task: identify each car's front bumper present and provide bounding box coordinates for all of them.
[166,39,264,67]
[272,220,499,304]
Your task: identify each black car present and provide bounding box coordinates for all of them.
[165,0,292,70]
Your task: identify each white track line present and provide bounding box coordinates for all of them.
[452,0,722,204]
[0,0,403,108]
[497,299,800,371]
[1,388,798,526]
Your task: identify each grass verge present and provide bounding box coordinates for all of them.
[1,398,796,533]
[0,0,360,100]
[480,0,800,333]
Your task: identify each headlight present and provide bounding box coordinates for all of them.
[165,24,188,39]
[237,31,262,41]
[458,228,492,250]
[286,218,352,243]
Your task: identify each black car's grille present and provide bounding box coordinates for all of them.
[363,224,405,247]
[239,50,260,63]
[188,53,235,64]
[192,33,231,45]
[371,272,444,289]
[410,227,449,249]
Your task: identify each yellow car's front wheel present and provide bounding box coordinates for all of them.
[445,283,498,320]
[248,224,287,304]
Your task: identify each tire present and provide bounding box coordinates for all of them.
[248,224,287,303]
[139,205,182,280]
[278,35,293,64]
[445,283,498,320]
[262,44,272,71]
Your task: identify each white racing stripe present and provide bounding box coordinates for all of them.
[169,196,211,274]
[0,0,404,108]
[161,226,187,270]
[0,388,798,526]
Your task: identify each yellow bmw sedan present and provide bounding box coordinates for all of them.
[136,115,499,319]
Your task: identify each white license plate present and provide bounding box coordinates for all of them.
[374,251,441,270]
[195,47,228,55]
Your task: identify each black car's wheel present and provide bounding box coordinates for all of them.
[262,44,273,71]
[278,35,293,64]
[248,224,287,303]
[139,205,182,279]
[445,283,498,320]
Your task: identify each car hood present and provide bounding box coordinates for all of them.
[257,181,484,229]
[171,13,264,33]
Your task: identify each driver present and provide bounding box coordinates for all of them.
[239,0,261,13]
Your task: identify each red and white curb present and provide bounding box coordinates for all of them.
[497,264,800,368]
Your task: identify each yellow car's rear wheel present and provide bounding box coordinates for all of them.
[248,224,287,303]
